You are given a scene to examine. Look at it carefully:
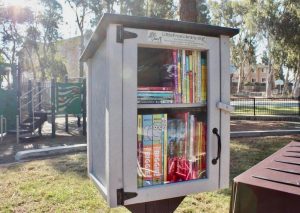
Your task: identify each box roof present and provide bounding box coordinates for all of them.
[81,13,239,61]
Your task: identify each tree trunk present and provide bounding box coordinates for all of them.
[80,30,84,78]
[266,35,273,98]
[237,63,244,94]
[283,68,289,96]
[179,0,198,22]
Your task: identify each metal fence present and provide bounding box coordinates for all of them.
[231,97,300,116]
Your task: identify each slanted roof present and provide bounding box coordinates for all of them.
[81,13,239,61]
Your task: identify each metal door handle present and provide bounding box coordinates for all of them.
[212,128,221,165]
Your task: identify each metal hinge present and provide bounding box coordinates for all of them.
[116,26,138,43]
[117,188,138,205]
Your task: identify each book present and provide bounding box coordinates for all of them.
[138,86,173,91]
[137,114,143,188]
[161,114,168,184]
[142,115,153,187]
[167,119,178,182]
[152,114,163,185]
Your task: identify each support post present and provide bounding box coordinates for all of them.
[0,115,3,142]
[16,115,19,144]
[51,78,56,138]
[253,98,256,116]
[28,80,32,117]
[82,78,87,136]
[298,96,300,117]
[64,75,69,132]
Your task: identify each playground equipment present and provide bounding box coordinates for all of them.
[15,76,86,142]
[0,115,6,142]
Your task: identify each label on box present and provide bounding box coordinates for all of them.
[147,30,207,48]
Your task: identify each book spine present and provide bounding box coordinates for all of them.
[138,87,173,91]
[197,52,202,103]
[182,50,186,103]
[173,50,179,103]
[167,119,177,183]
[138,100,174,104]
[138,92,174,97]
[137,114,143,188]
[189,72,193,103]
[177,50,182,99]
[162,114,168,184]
[202,123,207,174]
[201,55,207,103]
[142,114,153,187]
[153,114,163,185]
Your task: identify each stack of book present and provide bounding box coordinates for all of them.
[137,113,207,188]
[173,50,207,104]
[137,50,207,105]
[137,87,174,104]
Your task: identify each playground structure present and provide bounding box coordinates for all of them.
[0,64,86,142]
[15,76,86,142]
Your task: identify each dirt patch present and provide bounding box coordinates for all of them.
[231,120,300,131]
[0,117,85,164]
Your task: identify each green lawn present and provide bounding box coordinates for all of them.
[0,135,298,213]
[233,106,298,116]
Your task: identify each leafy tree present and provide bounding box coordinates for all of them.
[88,0,117,27]
[0,6,33,88]
[197,0,210,24]
[65,0,89,77]
[24,0,63,81]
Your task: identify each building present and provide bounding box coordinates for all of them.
[232,64,269,84]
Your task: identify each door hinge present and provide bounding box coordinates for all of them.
[116,26,138,43]
[117,188,138,205]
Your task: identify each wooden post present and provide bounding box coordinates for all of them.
[51,78,56,138]
[82,78,87,136]
[64,75,69,133]
[125,196,185,213]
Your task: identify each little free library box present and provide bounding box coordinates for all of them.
[81,14,239,208]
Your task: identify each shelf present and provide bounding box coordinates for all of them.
[137,103,206,109]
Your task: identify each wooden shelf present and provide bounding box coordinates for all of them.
[137,103,206,109]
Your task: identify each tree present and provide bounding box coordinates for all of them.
[0,6,33,88]
[197,0,210,24]
[179,0,197,22]
[24,0,63,81]
[65,0,89,77]
[88,0,117,27]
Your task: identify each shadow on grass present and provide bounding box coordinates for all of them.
[46,153,87,178]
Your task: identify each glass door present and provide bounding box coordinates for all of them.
[122,28,221,205]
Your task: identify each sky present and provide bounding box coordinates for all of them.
[1,0,84,38]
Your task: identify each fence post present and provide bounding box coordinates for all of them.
[298,96,300,117]
[253,98,256,116]
[82,78,86,136]
[51,78,56,138]
[28,80,32,117]
[64,75,69,133]
[38,81,42,111]
[16,115,19,144]
[0,115,3,142]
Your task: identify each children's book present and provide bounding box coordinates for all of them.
[142,114,153,187]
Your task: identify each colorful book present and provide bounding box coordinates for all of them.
[162,114,168,184]
[152,114,163,185]
[167,119,178,182]
[142,114,153,187]
[138,86,173,91]
[137,115,143,188]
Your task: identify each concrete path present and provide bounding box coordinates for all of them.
[15,144,87,161]
[231,129,300,138]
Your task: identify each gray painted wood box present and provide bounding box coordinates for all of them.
[81,14,238,208]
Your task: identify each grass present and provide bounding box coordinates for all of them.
[0,135,299,213]
[232,106,298,116]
